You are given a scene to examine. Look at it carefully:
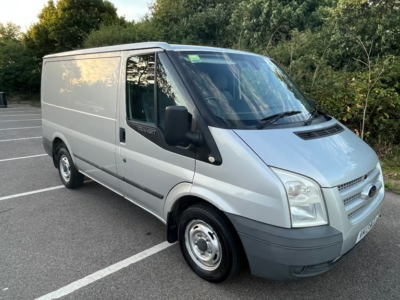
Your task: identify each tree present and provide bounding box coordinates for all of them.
[84,15,159,48]
[150,0,236,46]
[24,0,123,56]
[0,23,40,95]
[0,22,21,43]
[325,0,400,69]
[229,0,337,51]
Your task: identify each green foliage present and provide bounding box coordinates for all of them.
[24,0,123,57]
[380,145,400,194]
[265,0,400,145]
[313,60,400,144]
[84,17,158,48]
[84,23,137,48]
[229,0,337,51]
[150,0,236,46]
[327,0,400,68]
[0,22,22,43]
[3,0,400,148]
[0,23,40,95]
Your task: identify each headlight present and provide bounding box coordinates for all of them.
[271,168,328,228]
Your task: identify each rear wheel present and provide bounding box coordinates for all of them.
[57,147,84,189]
[178,204,242,283]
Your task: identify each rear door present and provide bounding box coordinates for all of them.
[117,49,196,220]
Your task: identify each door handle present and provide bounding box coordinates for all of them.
[119,128,126,143]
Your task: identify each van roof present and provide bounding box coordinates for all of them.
[43,42,258,59]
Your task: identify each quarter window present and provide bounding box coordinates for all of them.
[126,54,155,124]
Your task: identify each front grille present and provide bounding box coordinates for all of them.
[343,193,361,206]
[294,124,344,140]
[339,168,382,221]
[338,169,374,192]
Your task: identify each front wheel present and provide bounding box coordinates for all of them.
[178,204,243,283]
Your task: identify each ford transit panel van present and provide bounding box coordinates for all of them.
[42,42,385,282]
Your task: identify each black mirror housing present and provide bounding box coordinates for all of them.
[164,106,191,146]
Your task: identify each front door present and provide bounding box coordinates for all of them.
[117,49,196,220]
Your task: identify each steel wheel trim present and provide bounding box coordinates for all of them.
[59,154,71,182]
[184,219,222,271]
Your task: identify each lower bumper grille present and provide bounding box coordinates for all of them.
[343,193,361,206]
[347,197,375,219]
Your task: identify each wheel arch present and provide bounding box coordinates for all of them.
[51,133,73,168]
[164,183,240,243]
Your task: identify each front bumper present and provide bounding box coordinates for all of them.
[226,212,381,281]
[323,185,385,254]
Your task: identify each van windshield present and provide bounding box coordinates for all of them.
[177,51,316,128]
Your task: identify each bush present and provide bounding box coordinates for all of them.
[312,64,400,145]
[84,24,137,48]
[0,40,41,95]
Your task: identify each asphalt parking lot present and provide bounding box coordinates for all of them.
[1,104,400,300]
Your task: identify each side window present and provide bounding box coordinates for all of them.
[157,53,190,129]
[126,54,155,124]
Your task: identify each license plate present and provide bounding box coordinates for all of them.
[356,215,379,244]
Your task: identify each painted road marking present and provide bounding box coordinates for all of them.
[0,119,41,122]
[0,107,40,110]
[0,137,41,143]
[0,126,42,131]
[35,241,174,300]
[0,180,93,202]
[0,154,47,163]
[0,186,65,202]
[0,114,41,117]
[0,111,40,113]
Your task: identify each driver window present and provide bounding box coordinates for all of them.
[156,52,191,129]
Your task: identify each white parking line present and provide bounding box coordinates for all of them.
[0,154,47,162]
[0,186,65,202]
[0,137,41,143]
[0,179,93,201]
[0,110,40,113]
[35,241,173,300]
[0,114,41,117]
[0,126,42,131]
[0,119,41,122]
[0,107,40,110]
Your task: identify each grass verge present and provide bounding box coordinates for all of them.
[7,94,41,107]
[380,147,400,194]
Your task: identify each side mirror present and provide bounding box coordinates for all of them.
[164,106,191,146]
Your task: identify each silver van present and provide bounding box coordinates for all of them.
[41,42,385,282]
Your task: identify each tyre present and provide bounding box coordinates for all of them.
[178,204,243,283]
[57,147,84,189]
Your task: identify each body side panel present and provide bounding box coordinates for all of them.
[193,127,291,227]
[42,53,122,193]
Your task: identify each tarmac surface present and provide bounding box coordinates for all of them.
[1,104,399,300]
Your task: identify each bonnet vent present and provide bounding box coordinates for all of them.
[294,124,344,140]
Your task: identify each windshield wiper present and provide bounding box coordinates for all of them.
[303,108,318,126]
[257,111,301,129]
